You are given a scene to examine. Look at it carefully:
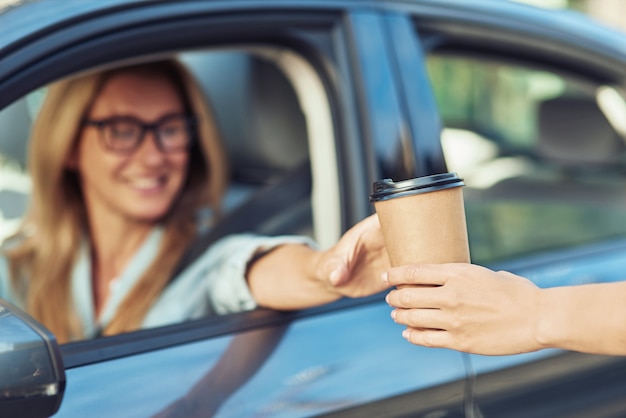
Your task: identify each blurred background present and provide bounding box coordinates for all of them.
[514,0,626,33]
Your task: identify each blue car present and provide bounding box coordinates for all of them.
[1,0,626,416]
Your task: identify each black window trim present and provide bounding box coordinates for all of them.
[414,18,626,85]
[0,7,344,108]
[60,291,387,368]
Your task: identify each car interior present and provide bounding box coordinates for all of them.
[430,52,626,263]
[0,47,346,344]
[0,48,328,249]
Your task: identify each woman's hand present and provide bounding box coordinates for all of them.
[315,214,391,298]
[248,214,391,310]
[384,263,545,355]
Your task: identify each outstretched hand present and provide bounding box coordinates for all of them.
[247,214,391,310]
[384,263,545,355]
[316,214,391,298]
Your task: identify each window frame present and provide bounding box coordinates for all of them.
[0,4,390,365]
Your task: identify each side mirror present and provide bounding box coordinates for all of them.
[0,299,65,418]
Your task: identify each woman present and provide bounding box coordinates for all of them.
[0,59,390,343]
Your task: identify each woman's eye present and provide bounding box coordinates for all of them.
[110,123,138,139]
[160,123,184,137]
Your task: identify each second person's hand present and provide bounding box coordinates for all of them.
[384,263,545,355]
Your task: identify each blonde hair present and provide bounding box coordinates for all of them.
[5,59,228,343]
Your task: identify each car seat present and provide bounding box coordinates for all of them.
[466,94,626,204]
[537,96,625,168]
[181,52,309,211]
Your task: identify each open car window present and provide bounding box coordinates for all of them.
[0,46,341,342]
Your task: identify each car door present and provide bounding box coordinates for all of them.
[0,1,471,417]
[401,2,626,416]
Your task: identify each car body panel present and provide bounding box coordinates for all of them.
[57,303,468,417]
[2,0,626,416]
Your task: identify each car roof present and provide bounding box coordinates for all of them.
[0,0,625,58]
[0,0,625,103]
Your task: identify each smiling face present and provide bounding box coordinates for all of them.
[73,71,190,225]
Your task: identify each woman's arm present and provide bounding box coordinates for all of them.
[247,214,391,310]
[384,263,626,356]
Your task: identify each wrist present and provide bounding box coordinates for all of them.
[310,248,344,295]
[534,287,562,350]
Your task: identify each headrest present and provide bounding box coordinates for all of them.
[183,53,309,185]
[538,96,624,166]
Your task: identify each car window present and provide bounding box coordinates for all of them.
[427,53,626,263]
[0,47,341,341]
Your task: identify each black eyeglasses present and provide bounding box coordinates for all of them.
[82,114,196,153]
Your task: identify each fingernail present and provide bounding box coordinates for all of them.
[402,329,410,339]
[381,271,389,284]
[385,292,391,304]
[390,310,396,321]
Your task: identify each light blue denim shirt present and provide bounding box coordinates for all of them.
[0,229,314,339]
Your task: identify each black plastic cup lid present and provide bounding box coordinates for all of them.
[369,172,464,202]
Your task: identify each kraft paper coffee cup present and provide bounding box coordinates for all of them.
[369,173,470,268]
